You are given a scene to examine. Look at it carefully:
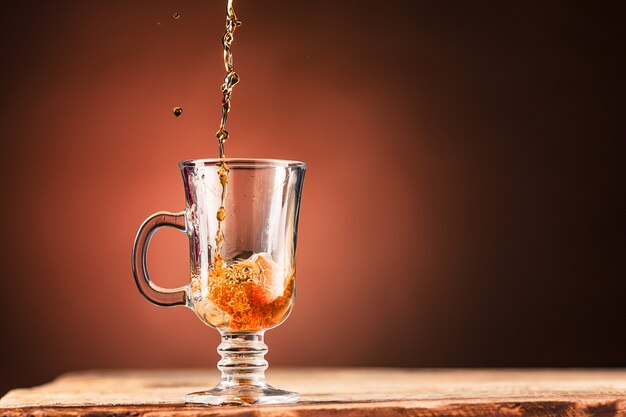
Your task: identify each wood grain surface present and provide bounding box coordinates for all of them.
[1,368,625,416]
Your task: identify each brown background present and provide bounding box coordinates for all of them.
[0,0,624,396]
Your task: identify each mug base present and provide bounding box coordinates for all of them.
[185,383,300,406]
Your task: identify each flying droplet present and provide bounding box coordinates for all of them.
[173,107,183,117]
[173,12,181,20]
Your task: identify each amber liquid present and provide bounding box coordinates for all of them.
[195,0,294,332]
[193,254,295,331]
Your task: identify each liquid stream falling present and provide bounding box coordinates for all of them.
[191,0,293,331]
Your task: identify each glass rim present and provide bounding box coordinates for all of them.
[179,158,306,170]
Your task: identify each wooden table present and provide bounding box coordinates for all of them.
[1,369,625,416]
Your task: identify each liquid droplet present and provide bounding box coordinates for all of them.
[173,12,181,20]
[217,206,226,221]
[173,107,183,117]
[224,71,239,88]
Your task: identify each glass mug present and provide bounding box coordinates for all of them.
[132,158,306,405]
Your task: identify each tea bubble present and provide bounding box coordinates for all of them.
[173,107,183,117]
[173,12,181,19]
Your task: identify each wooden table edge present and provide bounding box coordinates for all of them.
[2,398,626,417]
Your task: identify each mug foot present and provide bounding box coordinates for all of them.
[185,383,300,406]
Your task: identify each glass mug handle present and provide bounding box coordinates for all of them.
[131,211,188,307]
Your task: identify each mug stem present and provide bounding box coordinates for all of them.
[217,331,268,387]
[185,330,300,405]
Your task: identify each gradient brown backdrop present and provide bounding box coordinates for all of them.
[1,0,624,396]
